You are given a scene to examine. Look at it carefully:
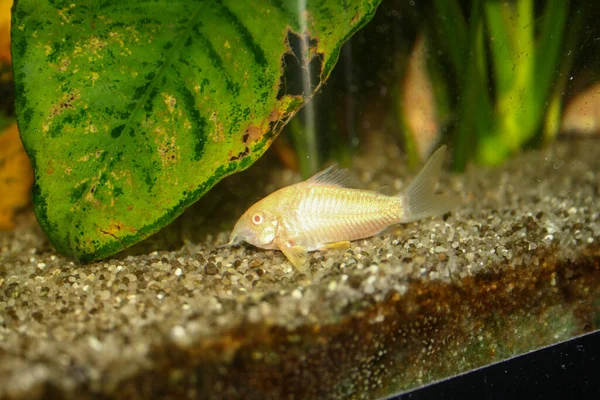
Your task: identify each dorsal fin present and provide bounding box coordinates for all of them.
[306,164,353,187]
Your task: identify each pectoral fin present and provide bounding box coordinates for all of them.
[279,242,308,271]
[320,241,352,250]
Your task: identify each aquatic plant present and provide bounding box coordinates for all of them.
[426,0,581,170]
[287,0,587,175]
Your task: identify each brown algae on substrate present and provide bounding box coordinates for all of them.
[0,139,599,399]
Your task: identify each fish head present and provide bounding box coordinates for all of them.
[227,202,279,248]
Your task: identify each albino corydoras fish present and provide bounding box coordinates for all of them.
[225,145,457,270]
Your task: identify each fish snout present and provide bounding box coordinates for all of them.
[217,230,245,248]
[226,225,254,246]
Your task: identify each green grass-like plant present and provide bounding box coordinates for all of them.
[429,0,578,170]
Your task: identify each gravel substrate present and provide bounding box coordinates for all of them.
[0,137,599,399]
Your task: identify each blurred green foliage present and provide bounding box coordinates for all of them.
[289,0,597,173]
[431,0,578,169]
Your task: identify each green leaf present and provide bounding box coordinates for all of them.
[452,0,494,171]
[542,3,583,143]
[534,1,568,108]
[432,0,467,74]
[484,0,517,96]
[12,0,381,263]
[478,0,535,165]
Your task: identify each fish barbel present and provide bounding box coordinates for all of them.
[225,145,458,270]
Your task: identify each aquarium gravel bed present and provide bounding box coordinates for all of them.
[1,138,599,399]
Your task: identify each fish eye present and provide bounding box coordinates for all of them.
[251,212,264,225]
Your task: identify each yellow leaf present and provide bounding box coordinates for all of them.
[0,0,12,63]
[0,122,33,230]
[401,35,440,161]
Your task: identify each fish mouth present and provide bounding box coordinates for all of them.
[217,229,248,248]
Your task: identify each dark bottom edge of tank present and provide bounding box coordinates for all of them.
[387,329,600,400]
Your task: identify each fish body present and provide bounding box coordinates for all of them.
[266,185,405,252]
[226,145,457,270]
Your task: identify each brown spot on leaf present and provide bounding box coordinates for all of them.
[268,107,283,123]
[157,136,178,166]
[244,125,261,144]
[161,93,177,113]
[58,57,71,72]
[228,147,250,162]
[48,90,81,119]
[239,96,304,157]
[209,112,225,143]
[100,220,139,242]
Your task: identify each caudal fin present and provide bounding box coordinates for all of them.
[399,145,459,223]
